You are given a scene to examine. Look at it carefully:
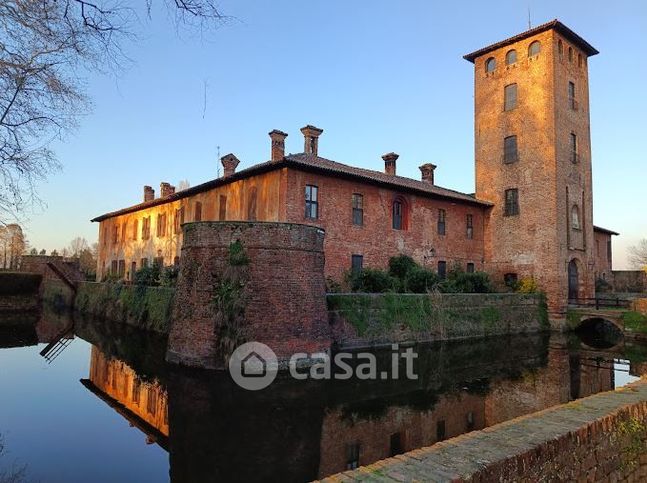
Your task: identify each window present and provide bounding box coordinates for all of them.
[154,256,163,268]
[504,84,517,111]
[351,255,363,273]
[571,205,581,230]
[558,40,564,59]
[147,389,157,415]
[568,82,576,110]
[528,41,541,57]
[132,220,138,241]
[247,188,257,221]
[504,273,518,288]
[140,258,148,269]
[466,214,474,239]
[466,411,475,431]
[174,207,184,235]
[504,135,518,163]
[466,262,475,273]
[346,443,360,470]
[112,225,119,244]
[130,261,136,281]
[392,200,403,230]
[389,432,403,457]
[485,57,496,73]
[219,195,227,221]
[436,420,446,441]
[578,53,583,67]
[437,261,447,279]
[111,260,118,274]
[504,189,519,216]
[156,213,167,237]
[132,378,141,404]
[352,193,363,226]
[117,260,126,278]
[305,185,319,219]
[194,201,202,222]
[505,49,517,65]
[607,239,612,262]
[437,209,446,235]
[570,133,578,163]
[568,47,573,62]
[142,217,151,240]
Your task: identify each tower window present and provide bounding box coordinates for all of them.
[194,201,203,222]
[571,205,581,230]
[351,255,363,273]
[305,185,319,219]
[485,57,496,73]
[437,261,447,279]
[528,41,541,57]
[578,54,583,67]
[568,82,577,110]
[505,50,517,65]
[466,214,474,239]
[504,189,519,216]
[504,135,518,163]
[504,84,517,111]
[568,47,574,62]
[558,40,564,59]
[352,193,363,226]
[570,133,578,163]
[393,199,403,230]
[437,209,446,235]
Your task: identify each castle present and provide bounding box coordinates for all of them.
[92,20,617,318]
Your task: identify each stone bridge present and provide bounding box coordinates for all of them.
[567,307,625,332]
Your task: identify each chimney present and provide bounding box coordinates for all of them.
[221,153,240,178]
[269,129,288,162]
[144,185,155,202]
[382,152,399,176]
[419,163,437,184]
[160,182,175,197]
[300,125,323,156]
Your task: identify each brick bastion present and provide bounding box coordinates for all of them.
[166,221,331,369]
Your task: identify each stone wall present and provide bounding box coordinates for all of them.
[73,282,174,333]
[0,272,41,316]
[328,293,548,348]
[321,379,647,482]
[614,270,647,293]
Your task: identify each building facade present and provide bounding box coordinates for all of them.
[93,20,616,317]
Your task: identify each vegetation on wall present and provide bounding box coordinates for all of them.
[343,255,494,294]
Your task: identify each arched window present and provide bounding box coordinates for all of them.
[568,47,574,62]
[392,196,409,230]
[506,50,517,65]
[528,41,541,57]
[558,40,563,59]
[578,54,583,67]
[571,205,581,230]
[485,57,496,73]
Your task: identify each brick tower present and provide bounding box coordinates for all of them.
[464,20,599,322]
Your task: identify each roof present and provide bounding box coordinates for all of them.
[593,225,619,236]
[464,19,599,63]
[92,154,491,222]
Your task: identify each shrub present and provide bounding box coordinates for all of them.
[134,265,161,287]
[159,266,180,287]
[595,277,612,293]
[438,267,493,293]
[388,255,417,281]
[346,269,395,293]
[405,266,441,293]
[516,277,539,294]
[326,277,342,294]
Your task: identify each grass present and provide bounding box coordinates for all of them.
[622,311,647,334]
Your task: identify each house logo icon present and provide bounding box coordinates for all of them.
[229,342,278,390]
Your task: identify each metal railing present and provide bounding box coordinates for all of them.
[569,297,631,310]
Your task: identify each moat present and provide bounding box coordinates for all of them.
[0,312,645,482]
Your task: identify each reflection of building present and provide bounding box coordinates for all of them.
[83,346,168,445]
[92,21,618,315]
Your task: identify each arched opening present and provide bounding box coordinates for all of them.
[505,50,517,65]
[571,205,581,230]
[528,41,541,57]
[575,318,623,349]
[568,259,579,302]
[485,57,496,73]
[392,196,409,230]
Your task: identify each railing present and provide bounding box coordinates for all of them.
[569,297,631,310]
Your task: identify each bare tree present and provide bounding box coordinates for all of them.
[0,223,26,269]
[0,0,227,223]
[68,236,89,256]
[629,239,647,270]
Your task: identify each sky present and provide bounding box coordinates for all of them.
[22,0,646,268]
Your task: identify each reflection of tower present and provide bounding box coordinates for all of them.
[465,21,598,320]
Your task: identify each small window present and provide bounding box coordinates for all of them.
[147,389,157,415]
[571,205,581,230]
[570,133,578,163]
[558,40,564,59]
[389,432,403,457]
[352,193,363,226]
[130,261,136,281]
[142,217,151,240]
[393,200,403,230]
[568,82,576,110]
[528,41,541,57]
[606,240,612,261]
[504,135,518,163]
[466,411,475,431]
[466,262,475,273]
[436,420,446,441]
[568,47,573,62]
[132,378,141,404]
[504,84,517,111]
[504,273,518,288]
[437,209,446,235]
[346,443,360,470]
[140,258,148,269]
[578,53,583,67]
[504,189,519,216]
[194,201,203,222]
[485,57,496,73]
[132,220,138,241]
[111,260,118,275]
[156,213,167,237]
[437,261,447,279]
[219,195,227,221]
[466,214,474,239]
[505,50,517,65]
[174,207,184,235]
[351,255,363,273]
[113,225,119,244]
[117,260,126,278]
[247,187,257,221]
[305,185,319,219]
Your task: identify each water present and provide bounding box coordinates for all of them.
[0,312,644,482]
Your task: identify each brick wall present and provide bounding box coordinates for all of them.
[614,271,647,293]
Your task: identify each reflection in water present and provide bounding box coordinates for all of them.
[1,310,645,482]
